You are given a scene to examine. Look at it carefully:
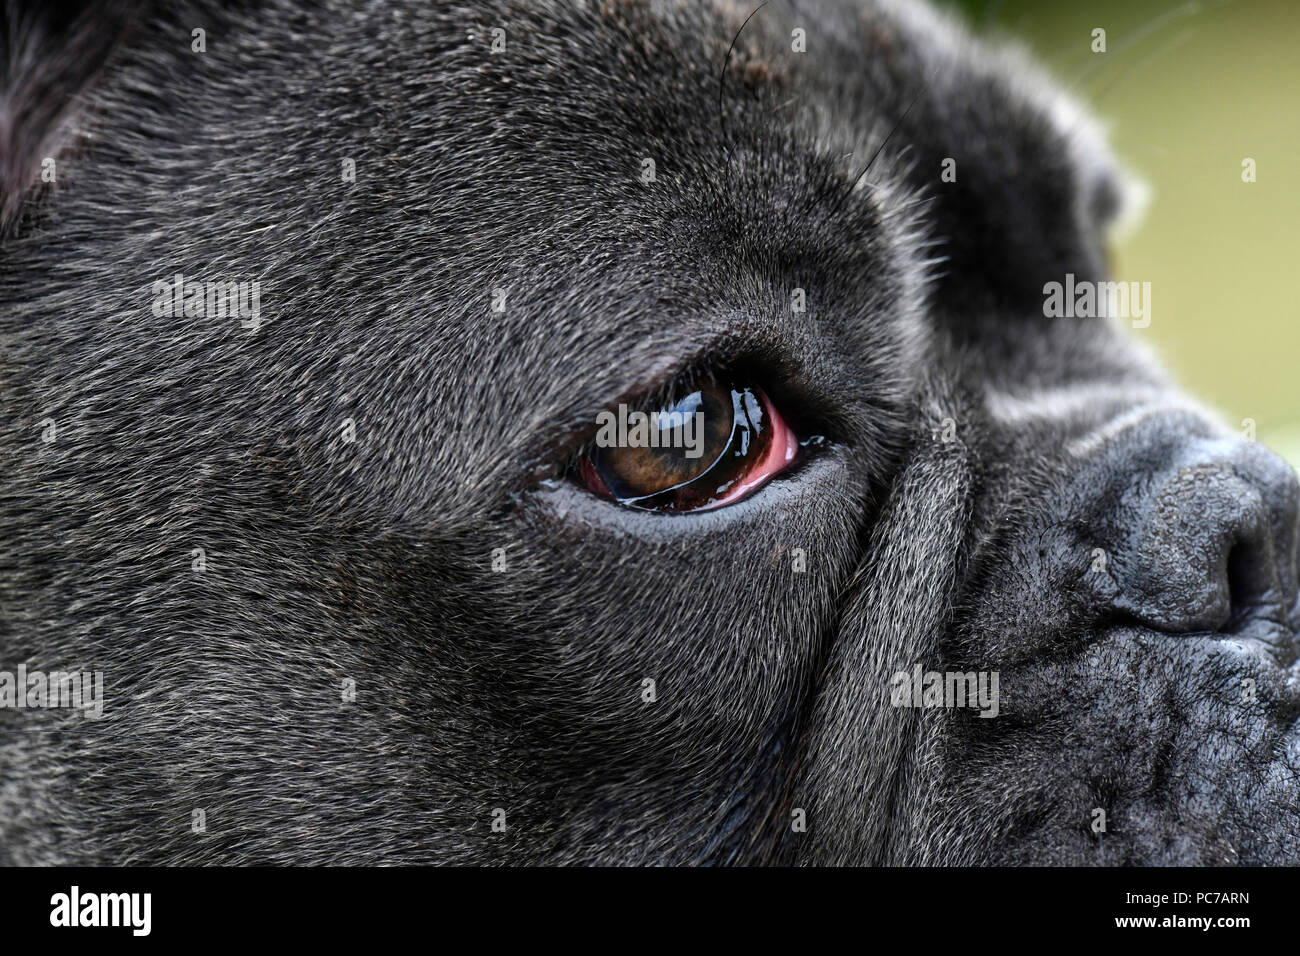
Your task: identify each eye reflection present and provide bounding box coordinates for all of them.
[575,381,801,513]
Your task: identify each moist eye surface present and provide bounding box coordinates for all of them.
[575,380,801,513]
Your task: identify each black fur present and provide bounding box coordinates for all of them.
[1,0,1297,864]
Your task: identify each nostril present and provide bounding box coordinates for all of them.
[1220,529,1297,666]
[1226,539,1266,628]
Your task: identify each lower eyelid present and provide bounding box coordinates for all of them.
[538,446,841,538]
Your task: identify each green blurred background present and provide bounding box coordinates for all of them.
[944,0,1300,466]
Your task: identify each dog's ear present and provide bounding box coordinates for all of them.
[0,0,141,236]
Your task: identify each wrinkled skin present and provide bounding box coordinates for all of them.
[0,0,1296,865]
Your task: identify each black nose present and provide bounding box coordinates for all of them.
[1109,433,1300,636]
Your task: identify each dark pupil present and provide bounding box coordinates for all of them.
[589,383,772,511]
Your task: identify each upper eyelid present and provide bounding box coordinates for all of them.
[519,308,865,490]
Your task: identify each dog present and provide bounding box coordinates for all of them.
[1,0,1297,865]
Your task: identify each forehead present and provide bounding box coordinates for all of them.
[355,5,1117,391]
[355,0,1120,309]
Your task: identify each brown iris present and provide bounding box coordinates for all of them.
[576,381,800,513]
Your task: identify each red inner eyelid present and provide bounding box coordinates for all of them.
[579,456,612,499]
[698,386,800,510]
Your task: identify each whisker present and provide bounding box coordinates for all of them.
[829,78,932,218]
[717,0,772,157]
[1066,0,1212,92]
[1091,28,1196,108]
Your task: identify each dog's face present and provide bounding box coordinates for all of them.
[2,0,1298,865]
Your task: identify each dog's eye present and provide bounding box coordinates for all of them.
[575,381,801,513]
